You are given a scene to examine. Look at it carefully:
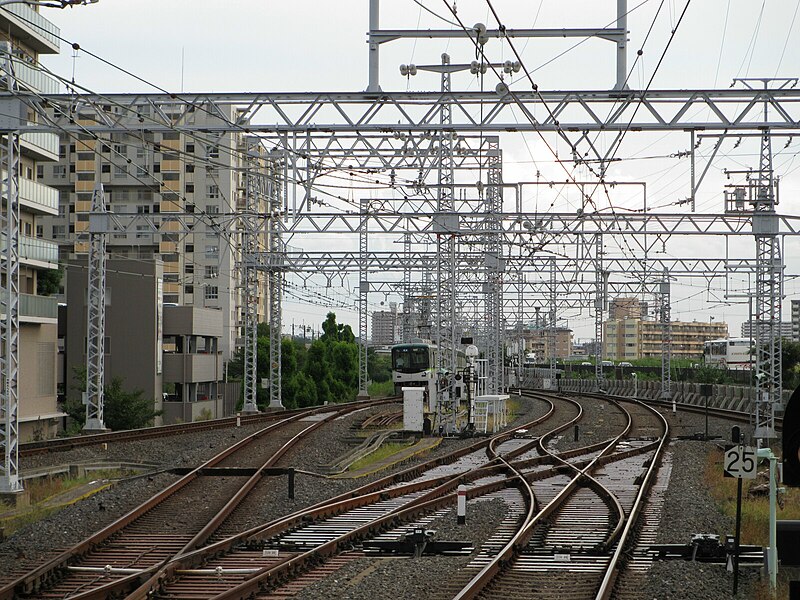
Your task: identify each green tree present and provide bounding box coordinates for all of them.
[782,339,800,389]
[367,348,392,383]
[37,266,63,296]
[62,367,161,431]
[103,377,162,430]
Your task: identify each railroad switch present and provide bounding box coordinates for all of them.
[363,528,473,557]
[648,533,763,565]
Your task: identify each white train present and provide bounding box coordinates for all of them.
[703,338,754,370]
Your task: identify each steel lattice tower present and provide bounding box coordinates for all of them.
[484,137,503,394]
[753,129,781,440]
[84,183,107,431]
[241,138,263,413]
[267,151,285,409]
[435,53,456,381]
[0,127,20,493]
[358,199,369,397]
[659,269,672,408]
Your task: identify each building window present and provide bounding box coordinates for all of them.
[101,164,111,173]
[185,184,194,193]
[204,286,218,300]
[205,245,219,258]
[185,143,194,153]
[184,285,194,294]
[205,144,219,158]
[207,204,220,214]
[207,185,220,199]
[186,164,194,173]
[205,265,218,279]
[114,165,127,178]
[185,264,194,274]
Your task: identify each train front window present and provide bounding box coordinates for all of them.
[392,346,430,372]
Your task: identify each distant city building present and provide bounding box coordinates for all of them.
[609,297,648,320]
[741,320,793,340]
[517,327,573,360]
[790,300,800,342]
[605,318,728,361]
[371,308,398,345]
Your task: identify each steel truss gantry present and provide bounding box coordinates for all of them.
[0,36,799,483]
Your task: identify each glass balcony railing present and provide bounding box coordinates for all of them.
[0,234,58,266]
[2,4,60,50]
[8,57,59,95]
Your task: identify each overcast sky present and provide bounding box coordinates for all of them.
[40,0,800,341]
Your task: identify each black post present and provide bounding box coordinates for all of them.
[732,425,742,596]
[287,468,295,500]
[733,477,743,596]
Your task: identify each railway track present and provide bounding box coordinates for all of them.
[0,399,395,600]
[443,393,668,600]
[3,389,758,599]
[18,399,390,458]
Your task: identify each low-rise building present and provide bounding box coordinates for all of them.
[605,318,728,361]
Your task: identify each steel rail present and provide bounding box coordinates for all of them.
[0,400,394,599]
[125,395,559,598]
[452,393,644,599]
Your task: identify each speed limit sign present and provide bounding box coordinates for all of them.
[724,445,757,479]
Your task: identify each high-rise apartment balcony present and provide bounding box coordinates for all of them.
[1,293,58,323]
[20,130,59,162]
[20,176,59,215]
[0,234,59,269]
[163,352,223,384]
[7,56,59,95]
[2,171,59,216]
[0,4,60,54]
[21,292,57,322]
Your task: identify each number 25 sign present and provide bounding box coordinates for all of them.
[724,445,758,479]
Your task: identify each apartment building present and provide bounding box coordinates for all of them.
[792,299,800,342]
[371,307,398,346]
[521,326,573,361]
[741,319,794,341]
[605,318,728,361]
[608,297,648,320]
[1,5,62,440]
[40,104,270,361]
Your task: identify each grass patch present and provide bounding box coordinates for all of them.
[367,379,395,397]
[348,442,413,472]
[705,448,800,598]
[705,448,800,546]
[0,469,126,536]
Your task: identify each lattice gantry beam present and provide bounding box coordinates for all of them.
[17,88,800,134]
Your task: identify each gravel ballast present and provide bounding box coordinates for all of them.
[1,396,773,599]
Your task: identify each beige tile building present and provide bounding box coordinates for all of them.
[1,5,62,440]
[40,105,270,361]
[604,318,728,361]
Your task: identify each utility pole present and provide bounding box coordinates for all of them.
[242,138,262,413]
